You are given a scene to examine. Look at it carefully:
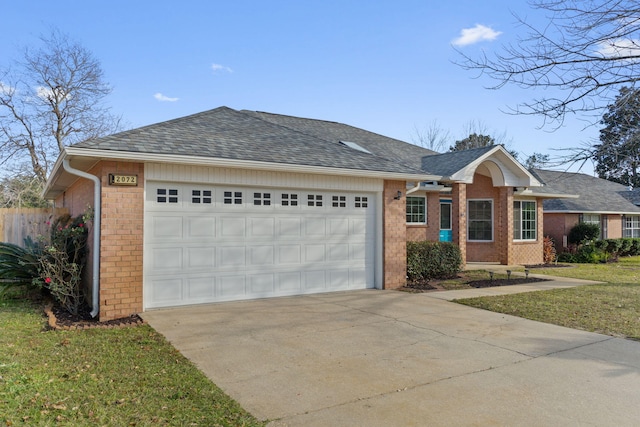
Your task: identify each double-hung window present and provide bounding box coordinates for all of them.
[406,196,426,224]
[513,200,537,240]
[467,199,493,241]
[624,215,640,237]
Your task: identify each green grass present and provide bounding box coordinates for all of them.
[456,257,640,340]
[0,293,264,426]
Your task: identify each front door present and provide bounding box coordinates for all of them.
[439,200,452,242]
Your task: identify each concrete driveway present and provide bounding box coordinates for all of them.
[141,290,640,426]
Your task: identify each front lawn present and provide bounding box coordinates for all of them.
[455,257,640,340]
[0,293,264,426]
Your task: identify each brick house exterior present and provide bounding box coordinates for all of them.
[44,107,559,320]
[532,169,640,250]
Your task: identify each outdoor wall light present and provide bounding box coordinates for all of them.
[394,190,402,200]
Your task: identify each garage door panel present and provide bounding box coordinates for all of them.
[186,246,216,269]
[186,216,215,239]
[220,217,246,237]
[304,244,326,263]
[187,276,215,299]
[151,247,183,270]
[151,216,183,239]
[145,183,376,309]
[278,245,301,264]
[249,274,275,294]
[219,246,246,267]
[249,245,275,265]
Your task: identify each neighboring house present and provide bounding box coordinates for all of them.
[44,107,559,320]
[532,169,640,248]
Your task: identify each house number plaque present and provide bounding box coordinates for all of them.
[108,174,138,186]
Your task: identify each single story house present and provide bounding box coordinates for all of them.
[44,107,562,320]
[532,168,640,248]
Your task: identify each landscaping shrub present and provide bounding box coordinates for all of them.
[543,236,557,264]
[619,238,634,256]
[567,223,600,244]
[0,238,42,294]
[573,244,607,264]
[407,241,462,282]
[34,211,91,315]
[631,239,640,256]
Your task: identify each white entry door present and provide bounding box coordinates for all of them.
[144,182,376,309]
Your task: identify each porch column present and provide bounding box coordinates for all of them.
[499,186,514,265]
[383,180,407,289]
[452,183,467,265]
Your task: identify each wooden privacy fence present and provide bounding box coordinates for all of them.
[0,208,69,246]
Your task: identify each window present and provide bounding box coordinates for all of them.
[307,194,323,207]
[191,189,212,204]
[224,191,242,205]
[332,195,346,208]
[157,188,178,203]
[282,193,298,206]
[513,200,536,240]
[581,214,601,226]
[440,200,452,230]
[253,192,271,206]
[624,215,640,237]
[468,200,492,241]
[406,196,426,224]
[355,196,368,208]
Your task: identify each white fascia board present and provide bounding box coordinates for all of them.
[527,192,580,199]
[544,210,633,215]
[64,147,441,182]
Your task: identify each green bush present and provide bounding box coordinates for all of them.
[0,238,43,295]
[36,212,91,315]
[631,239,640,256]
[619,238,634,256]
[567,223,600,244]
[573,244,607,264]
[407,241,462,282]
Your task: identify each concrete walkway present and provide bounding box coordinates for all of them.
[141,278,640,426]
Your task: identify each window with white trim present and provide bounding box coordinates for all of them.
[406,196,426,224]
[191,189,212,204]
[253,192,271,206]
[355,196,368,208]
[223,191,242,205]
[307,194,323,207]
[513,200,536,240]
[157,188,179,203]
[580,214,601,226]
[332,195,346,208]
[467,199,493,241]
[624,215,640,237]
[281,193,298,206]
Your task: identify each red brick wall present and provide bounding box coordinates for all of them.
[406,193,441,242]
[383,180,406,289]
[544,213,579,249]
[56,161,144,321]
[605,214,623,239]
[98,162,144,321]
[452,183,466,264]
[466,174,501,262]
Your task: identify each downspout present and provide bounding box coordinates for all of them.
[62,159,101,318]
[406,181,421,195]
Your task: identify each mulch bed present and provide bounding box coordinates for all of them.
[401,272,551,293]
[44,300,145,331]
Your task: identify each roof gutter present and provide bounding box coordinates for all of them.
[62,159,101,318]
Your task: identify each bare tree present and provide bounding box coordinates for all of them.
[456,0,640,127]
[0,29,120,183]
[411,120,451,152]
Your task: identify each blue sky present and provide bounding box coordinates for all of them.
[2,1,598,172]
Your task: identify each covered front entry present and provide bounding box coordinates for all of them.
[144,181,376,309]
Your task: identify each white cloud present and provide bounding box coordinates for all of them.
[597,39,640,58]
[452,24,502,47]
[211,63,233,73]
[154,92,179,102]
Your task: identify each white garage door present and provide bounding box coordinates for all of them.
[144,181,376,309]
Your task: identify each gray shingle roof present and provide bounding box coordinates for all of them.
[73,106,433,175]
[418,146,497,177]
[532,169,640,213]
